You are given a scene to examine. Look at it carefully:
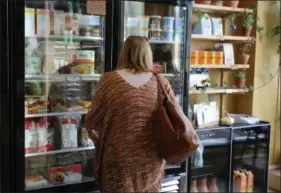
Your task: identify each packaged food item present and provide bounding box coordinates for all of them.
[190,51,199,65]
[36,9,50,36]
[150,29,161,40]
[233,170,247,192]
[207,52,216,65]
[50,164,82,184]
[214,43,234,65]
[246,170,254,192]
[190,178,198,192]
[215,52,224,65]
[139,16,150,29]
[79,127,94,147]
[139,28,149,38]
[59,116,80,149]
[149,16,161,30]
[72,50,95,74]
[25,175,48,190]
[25,7,35,36]
[162,16,174,30]
[37,118,55,152]
[198,176,209,192]
[211,17,223,35]
[54,11,65,36]
[208,175,219,192]
[192,14,212,35]
[198,51,208,64]
[25,120,38,154]
[162,30,174,41]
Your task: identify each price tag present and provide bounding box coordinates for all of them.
[217,35,224,41]
[87,0,106,15]
[230,65,238,70]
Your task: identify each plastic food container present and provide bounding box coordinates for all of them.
[190,51,199,65]
[215,52,224,64]
[207,52,216,64]
[149,29,161,40]
[162,30,174,41]
[163,16,175,30]
[198,51,208,64]
[149,16,161,30]
[139,16,150,29]
[139,28,149,38]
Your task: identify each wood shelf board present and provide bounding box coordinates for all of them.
[190,64,250,69]
[189,88,249,95]
[191,34,251,42]
[192,4,253,14]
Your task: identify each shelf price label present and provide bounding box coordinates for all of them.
[87,0,106,15]
[226,89,233,94]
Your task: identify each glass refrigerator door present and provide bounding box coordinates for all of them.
[121,0,187,107]
[24,0,106,191]
[188,128,231,193]
[232,124,270,192]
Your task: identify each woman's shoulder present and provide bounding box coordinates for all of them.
[156,73,171,86]
[99,71,117,82]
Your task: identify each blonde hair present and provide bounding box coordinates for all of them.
[117,36,153,73]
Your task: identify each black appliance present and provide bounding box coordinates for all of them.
[187,122,271,193]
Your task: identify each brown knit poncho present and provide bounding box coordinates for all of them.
[85,71,175,192]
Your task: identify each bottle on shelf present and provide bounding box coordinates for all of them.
[198,176,209,192]
[64,1,73,43]
[190,178,199,193]
[72,1,80,36]
[208,175,219,192]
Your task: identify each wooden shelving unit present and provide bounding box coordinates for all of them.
[191,34,251,42]
[192,4,253,14]
[189,88,249,95]
[189,1,256,124]
[190,64,250,70]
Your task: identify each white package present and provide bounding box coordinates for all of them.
[25,8,35,36]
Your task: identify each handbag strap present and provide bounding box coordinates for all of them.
[154,73,171,102]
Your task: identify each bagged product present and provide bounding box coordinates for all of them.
[25,120,39,153]
[246,171,254,192]
[59,116,80,149]
[37,118,55,152]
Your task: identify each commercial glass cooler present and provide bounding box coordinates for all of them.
[113,0,193,192]
[1,0,114,192]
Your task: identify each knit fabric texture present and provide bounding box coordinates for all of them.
[86,71,175,192]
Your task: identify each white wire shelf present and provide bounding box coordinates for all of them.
[25,146,95,158]
[25,34,103,41]
[25,111,87,118]
[25,74,101,82]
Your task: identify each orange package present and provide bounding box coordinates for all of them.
[207,52,216,65]
[246,171,254,192]
[190,51,199,65]
[198,51,208,65]
[233,170,247,192]
[215,52,224,65]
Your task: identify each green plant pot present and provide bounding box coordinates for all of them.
[223,0,239,8]
[240,54,250,64]
[195,0,211,5]
[236,77,246,88]
[243,25,253,37]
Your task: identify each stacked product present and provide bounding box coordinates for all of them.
[25,2,102,38]
[190,51,224,65]
[233,169,254,192]
[190,175,219,192]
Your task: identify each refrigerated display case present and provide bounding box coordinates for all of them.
[187,126,232,192]
[1,0,114,192]
[231,122,271,193]
[114,1,192,184]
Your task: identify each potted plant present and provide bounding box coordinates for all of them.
[240,38,255,64]
[243,11,255,37]
[195,0,211,5]
[234,70,246,88]
[223,0,239,8]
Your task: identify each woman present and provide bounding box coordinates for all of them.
[85,36,178,192]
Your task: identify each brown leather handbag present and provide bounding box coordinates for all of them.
[153,74,199,165]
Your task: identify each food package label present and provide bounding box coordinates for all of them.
[37,119,55,152]
[61,118,78,149]
[25,121,38,154]
[50,164,82,184]
[246,171,254,192]
[25,8,35,36]
[211,17,223,35]
[36,9,50,36]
